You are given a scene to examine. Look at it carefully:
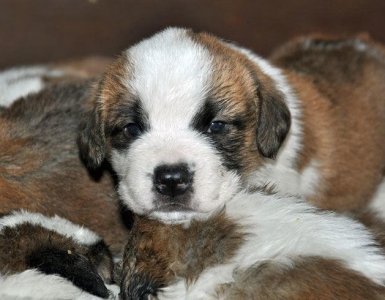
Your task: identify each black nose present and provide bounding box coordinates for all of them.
[153,164,192,197]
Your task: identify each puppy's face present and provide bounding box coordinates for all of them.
[79,28,290,223]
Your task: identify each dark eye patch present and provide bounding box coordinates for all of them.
[191,100,219,133]
[191,99,245,133]
[107,99,149,150]
[190,98,248,171]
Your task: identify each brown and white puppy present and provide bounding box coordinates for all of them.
[76,28,385,298]
[0,72,132,298]
[0,210,118,299]
[79,28,385,225]
[120,190,385,299]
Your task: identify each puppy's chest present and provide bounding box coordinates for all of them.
[175,217,245,281]
[123,214,245,289]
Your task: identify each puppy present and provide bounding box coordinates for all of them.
[121,188,385,299]
[0,210,118,299]
[0,61,128,298]
[79,28,385,224]
[77,28,385,298]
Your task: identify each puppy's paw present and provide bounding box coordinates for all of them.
[120,272,162,300]
[27,246,109,298]
[0,210,114,298]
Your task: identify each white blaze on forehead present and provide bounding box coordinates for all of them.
[125,28,213,129]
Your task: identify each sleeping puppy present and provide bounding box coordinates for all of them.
[0,65,128,298]
[120,187,385,299]
[0,210,118,299]
[0,78,127,255]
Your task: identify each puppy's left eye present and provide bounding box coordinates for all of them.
[123,123,142,138]
[207,121,227,134]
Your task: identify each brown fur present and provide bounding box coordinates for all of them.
[271,35,385,211]
[121,213,244,296]
[51,56,113,81]
[217,257,385,300]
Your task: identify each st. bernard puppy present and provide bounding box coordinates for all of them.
[77,28,385,298]
[79,28,385,223]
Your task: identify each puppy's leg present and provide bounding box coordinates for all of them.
[121,214,243,300]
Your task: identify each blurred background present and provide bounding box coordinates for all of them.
[1,0,384,69]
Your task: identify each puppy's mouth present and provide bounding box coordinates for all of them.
[149,202,206,224]
[153,203,193,213]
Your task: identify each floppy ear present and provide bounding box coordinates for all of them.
[78,103,106,169]
[256,85,291,159]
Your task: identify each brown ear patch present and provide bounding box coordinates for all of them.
[77,54,130,168]
[256,85,291,159]
[78,102,106,169]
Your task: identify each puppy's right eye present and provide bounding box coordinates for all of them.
[123,123,142,138]
[207,121,227,134]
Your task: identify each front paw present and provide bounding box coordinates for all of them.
[27,247,110,298]
[120,272,162,300]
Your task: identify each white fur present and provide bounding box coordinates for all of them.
[114,130,240,224]
[0,269,119,300]
[157,190,385,299]
[0,66,63,107]
[369,180,385,220]
[0,210,100,246]
[299,159,322,198]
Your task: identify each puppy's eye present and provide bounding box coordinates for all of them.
[123,123,142,138]
[207,121,227,134]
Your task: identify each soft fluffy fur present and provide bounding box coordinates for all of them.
[122,189,385,299]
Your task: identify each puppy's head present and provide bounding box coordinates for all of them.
[78,28,291,224]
